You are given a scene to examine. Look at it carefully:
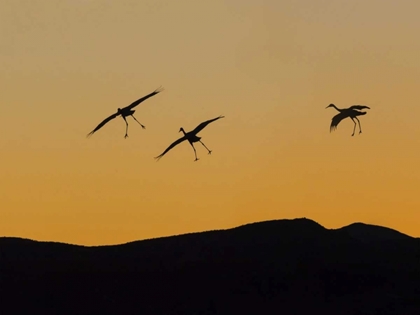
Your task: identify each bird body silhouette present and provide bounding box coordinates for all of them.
[326,104,370,136]
[155,116,224,161]
[87,87,163,138]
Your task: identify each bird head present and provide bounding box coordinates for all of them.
[179,127,184,133]
[326,104,334,109]
[117,108,122,113]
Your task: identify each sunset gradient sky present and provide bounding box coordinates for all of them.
[1,0,420,245]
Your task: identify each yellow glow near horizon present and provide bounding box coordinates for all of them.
[1,0,420,245]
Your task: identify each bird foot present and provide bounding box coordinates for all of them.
[141,125,146,129]
[351,133,354,136]
[194,158,200,162]
[208,151,212,155]
[124,134,129,139]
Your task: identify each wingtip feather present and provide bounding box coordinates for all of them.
[155,86,164,93]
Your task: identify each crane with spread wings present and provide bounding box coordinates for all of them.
[326,104,370,136]
[155,116,224,161]
[87,87,163,138]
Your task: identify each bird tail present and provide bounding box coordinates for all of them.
[154,155,163,162]
[354,111,367,116]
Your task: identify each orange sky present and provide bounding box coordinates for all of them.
[1,0,420,245]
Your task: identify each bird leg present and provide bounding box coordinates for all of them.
[131,115,146,129]
[355,117,362,134]
[199,140,212,155]
[351,118,356,136]
[123,117,129,138]
[189,142,199,161]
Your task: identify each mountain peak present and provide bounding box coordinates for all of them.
[339,222,413,242]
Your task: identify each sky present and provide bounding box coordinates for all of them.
[1,0,420,245]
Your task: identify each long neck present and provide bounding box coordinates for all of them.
[180,128,187,136]
[331,104,342,112]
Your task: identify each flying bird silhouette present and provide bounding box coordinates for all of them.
[155,115,224,161]
[87,87,163,138]
[326,103,370,136]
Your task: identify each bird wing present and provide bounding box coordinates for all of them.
[154,136,187,161]
[125,86,164,110]
[330,112,348,132]
[190,115,225,135]
[87,112,119,137]
[349,105,370,110]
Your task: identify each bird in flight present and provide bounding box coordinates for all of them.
[87,87,163,138]
[155,115,225,161]
[326,104,370,136]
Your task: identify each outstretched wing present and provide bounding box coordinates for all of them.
[87,112,119,137]
[330,112,348,132]
[191,115,225,135]
[125,86,164,110]
[154,136,187,161]
[349,105,370,110]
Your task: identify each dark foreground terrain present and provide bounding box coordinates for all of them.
[1,218,420,314]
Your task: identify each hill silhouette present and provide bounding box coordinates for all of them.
[1,218,419,314]
[339,222,412,242]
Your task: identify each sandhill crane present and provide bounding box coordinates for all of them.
[155,116,224,161]
[87,87,163,138]
[326,104,370,136]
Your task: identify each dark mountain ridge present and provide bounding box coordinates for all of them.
[339,221,413,242]
[1,218,419,315]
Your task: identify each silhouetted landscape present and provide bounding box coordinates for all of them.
[1,218,420,314]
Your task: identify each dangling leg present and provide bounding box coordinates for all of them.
[189,142,199,161]
[123,116,129,138]
[355,117,362,134]
[199,140,212,155]
[351,118,356,136]
[131,115,146,129]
